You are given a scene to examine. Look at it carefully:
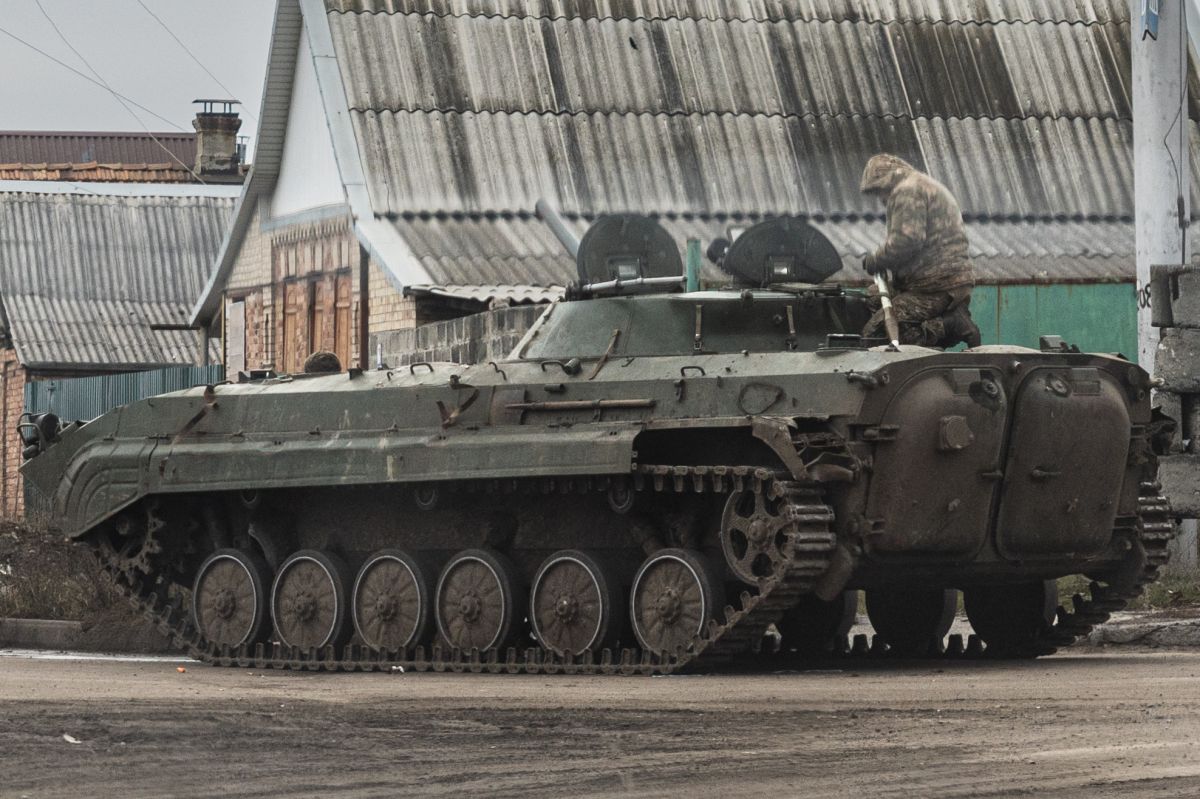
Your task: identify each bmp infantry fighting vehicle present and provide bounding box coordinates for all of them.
[21,217,1174,674]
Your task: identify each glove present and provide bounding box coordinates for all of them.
[862,254,880,276]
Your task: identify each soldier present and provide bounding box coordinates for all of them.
[303,350,342,374]
[859,154,981,348]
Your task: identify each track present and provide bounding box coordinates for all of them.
[95,475,1173,675]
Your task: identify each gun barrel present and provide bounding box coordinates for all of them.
[536,198,581,259]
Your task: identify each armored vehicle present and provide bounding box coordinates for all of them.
[20,217,1173,674]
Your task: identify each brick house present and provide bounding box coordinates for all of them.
[0,112,248,515]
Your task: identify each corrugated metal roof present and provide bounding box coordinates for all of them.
[405,283,565,303]
[329,4,1198,222]
[355,111,925,216]
[354,110,1185,219]
[330,13,1149,120]
[391,213,576,285]
[0,163,196,183]
[384,213,1156,290]
[332,13,909,117]
[0,191,235,368]
[326,0,1130,25]
[918,116,1139,220]
[0,131,196,169]
[890,20,1134,119]
[301,0,1192,297]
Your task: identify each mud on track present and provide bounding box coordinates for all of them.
[1,650,1199,798]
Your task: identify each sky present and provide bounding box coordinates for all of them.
[0,0,276,157]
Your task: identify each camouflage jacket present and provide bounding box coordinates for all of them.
[866,163,973,293]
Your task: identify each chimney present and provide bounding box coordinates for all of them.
[192,99,242,176]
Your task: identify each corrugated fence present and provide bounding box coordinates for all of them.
[24,365,224,422]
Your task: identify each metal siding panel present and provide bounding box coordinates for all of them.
[24,365,225,421]
[0,131,197,167]
[970,284,1000,345]
[996,284,1039,348]
[1034,282,1137,358]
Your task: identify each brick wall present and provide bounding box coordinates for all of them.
[225,200,271,292]
[223,205,362,371]
[0,348,25,517]
[371,305,545,367]
[367,262,417,332]
[218,205,544,373]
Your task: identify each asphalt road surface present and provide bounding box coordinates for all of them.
[1,649,1198,798]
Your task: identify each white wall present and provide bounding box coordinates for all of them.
[271,19,344,218]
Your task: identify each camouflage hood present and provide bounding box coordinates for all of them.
[860,154,917,196]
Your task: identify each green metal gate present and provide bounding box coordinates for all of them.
[24,365,225,422]
[971,282,1138,361]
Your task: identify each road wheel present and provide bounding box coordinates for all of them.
[191,548,271,648]
[352,550,432,652]
[435,548,522,651]
[271,550,352,650]
[964,580,1056,656]
[777,590,858,656]
[866,587,956,656]
[630,548,723,657]
[530,550,621,657]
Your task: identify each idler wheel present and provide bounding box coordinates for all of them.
[866,587,957,656]
[776,590,858,656]
[630,548,724,657]
[964,580,1056,656]
[435,548,522,651]
[720,489,792,584]
[530,550,621,657]
[192,548,271,649]
[352,550,432,652]
[271,550,352,650]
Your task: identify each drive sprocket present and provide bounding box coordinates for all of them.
[96,503,165,582]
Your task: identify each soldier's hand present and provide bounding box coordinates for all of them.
[862,254,879,275]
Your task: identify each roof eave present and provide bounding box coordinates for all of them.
[300,0,431,290]
[189,0,304,327]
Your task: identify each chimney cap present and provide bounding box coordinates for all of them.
[193,99,240,114]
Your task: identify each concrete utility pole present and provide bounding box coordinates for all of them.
[1133,0,1191,371]
[1133,0,1198,570]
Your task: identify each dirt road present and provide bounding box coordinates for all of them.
[1,650,1199,798]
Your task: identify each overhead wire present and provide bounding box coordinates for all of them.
[30,0,207,184]
[0,24,184,132]
[134,0,256,124]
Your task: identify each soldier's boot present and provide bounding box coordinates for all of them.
[941,305,981,348]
